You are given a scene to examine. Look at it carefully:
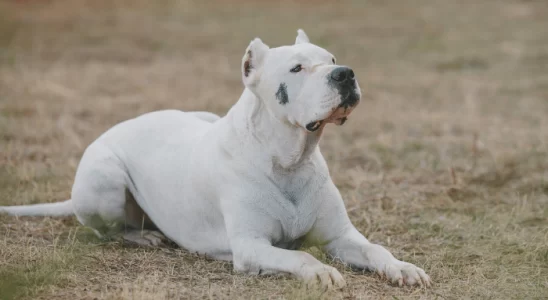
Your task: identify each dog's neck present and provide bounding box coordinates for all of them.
[227,88,323,170]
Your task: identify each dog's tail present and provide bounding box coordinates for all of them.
[0,199,74,217]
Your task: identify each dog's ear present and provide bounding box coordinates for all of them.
[242,38,269,87]
[295,29,310,44]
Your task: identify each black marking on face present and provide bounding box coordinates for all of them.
[339,92,360,109]
[340,117,348,125]
[275,82,289,105]
[244,50,252,77]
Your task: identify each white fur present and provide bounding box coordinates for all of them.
[0,30,431,289]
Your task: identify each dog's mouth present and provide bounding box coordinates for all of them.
[305,105,356,132]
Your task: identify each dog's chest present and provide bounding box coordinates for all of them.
[271,212,314,250]
[273,204,317,248]
[268,165,325,248]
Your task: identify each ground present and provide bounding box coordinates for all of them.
[0,0,547,299]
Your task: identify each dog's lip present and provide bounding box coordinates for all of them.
[305,105,355,132]
[325,105,354,123]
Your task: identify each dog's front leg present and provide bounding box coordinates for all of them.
[222,199,345,289]
[323,227,431,287]
[230,237,345,289]
[311,180,432,287]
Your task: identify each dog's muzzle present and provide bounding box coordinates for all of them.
[330,66,360,108]
[305,67,361,132]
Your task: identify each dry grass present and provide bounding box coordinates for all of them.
[1,0,548,299]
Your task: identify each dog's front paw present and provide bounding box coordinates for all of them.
[365,244,431,287]
[299,263,346,290]
[379,260,431,287]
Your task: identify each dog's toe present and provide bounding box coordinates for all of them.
[302,264,346,291]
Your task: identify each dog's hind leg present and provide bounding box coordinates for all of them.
[70,143,165,246]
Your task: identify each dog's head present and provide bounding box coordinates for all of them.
[241,29,361,132]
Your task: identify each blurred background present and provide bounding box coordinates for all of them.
[0,0,547,299]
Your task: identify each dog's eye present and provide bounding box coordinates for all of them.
[332,57,336,64]
[290,64,302,73]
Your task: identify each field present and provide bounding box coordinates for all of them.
[1,0,547,299]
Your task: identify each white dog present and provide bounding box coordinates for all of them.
[1,30,431,289]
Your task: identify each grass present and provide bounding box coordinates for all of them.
[1,0,548,299]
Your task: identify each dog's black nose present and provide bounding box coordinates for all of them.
[328,66,359,108]
[330,67,355,83]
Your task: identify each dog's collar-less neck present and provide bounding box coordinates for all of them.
[228,88,322,169]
